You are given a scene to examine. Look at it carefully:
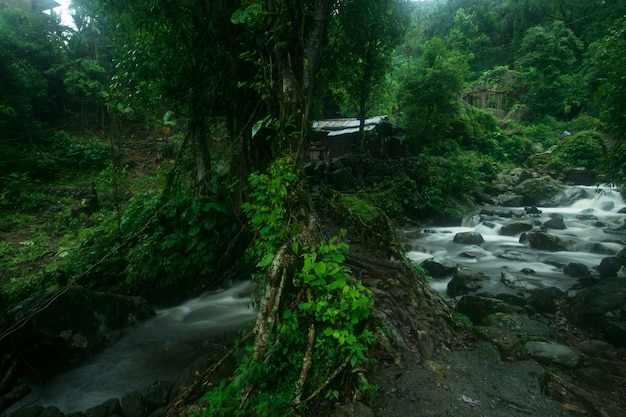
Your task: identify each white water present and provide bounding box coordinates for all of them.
[402,185,626,295]
[7,280,258,414]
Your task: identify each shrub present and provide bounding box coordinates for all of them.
[557,130,607,169]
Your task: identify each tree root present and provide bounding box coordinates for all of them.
[163,330,254,417]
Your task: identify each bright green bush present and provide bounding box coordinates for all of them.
[556,130,607,169]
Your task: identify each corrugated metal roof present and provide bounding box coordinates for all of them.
[312,115,388,132]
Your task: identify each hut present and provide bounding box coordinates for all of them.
[308,115,403,160]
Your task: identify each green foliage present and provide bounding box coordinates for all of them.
[0,173,56,211]
[242,156,298,271]
[408,153,484,220]
[521,123,560,149]
[365,176,418,221]
[297,234,374,367]
[58,190,236,295]
[556,130,607,169]
[451,312,473,329]
[201,232,375,416]
[399,38,467,148]
[0,7,65,131]
[515,21,584,118]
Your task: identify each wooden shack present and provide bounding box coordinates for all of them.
[308,115,404,160]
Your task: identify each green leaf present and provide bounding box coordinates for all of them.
[252,119,263,138]
[313,261,327,276]
[291,240,299,254]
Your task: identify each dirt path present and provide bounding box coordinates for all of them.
[371,346,569,417]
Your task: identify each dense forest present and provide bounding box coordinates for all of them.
[1,0,626,416]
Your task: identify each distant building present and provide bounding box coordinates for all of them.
[308,115,404,160]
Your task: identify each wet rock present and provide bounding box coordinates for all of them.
[573,339,620,360]
[564,277,626,346]
[330,401,374,417]
[513,176,563,206]
[497,251,526,261]
[524,231,569,251]
[420,257,457,277]
[495,168,535,189]
[10,406,45,417]
[588,242,615,255]
[121,392,144,417]
[144,381,173,412]
[471,326,522,357]
[576,212,598,221]
[598,256,624,278]
[39,407,65,417]
[563,167,598,185]
[170,350,236,400]
[524,206,542,215]
[501,270,545,291]
[493,293,527,307]
[7,288,154,368]
[84,399,121,417]
[523,341,583,368]
[499,221,533,236]
[543,214,566,230]
[447,271,488,298]
[452,231,484,245]
[563,262,589,277]
[482,313,555,341]
[493,192,524,207]
[456,295,512,325]
[527,287,564,314]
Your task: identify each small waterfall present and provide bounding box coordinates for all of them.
[9,280,258,414]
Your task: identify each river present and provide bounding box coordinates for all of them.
[6,185,625,414]
[401,185,625,295]
[7,280,257,414]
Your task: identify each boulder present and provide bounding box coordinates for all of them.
[446,271,488,298]
[10,406,45,417]
[513,176,563,206]
[471,326,522,357]
[527,287,564,314]
[562,167,598,185]
[598,256,624,278]
[7,287,154,367]
[543,214,566,230]
[563,262,589,277]
[523,341,583,368]
[499,221,533,236]
[501,270,545,292]
[495,168,535,190]
[482,313,555,341]
[564,277,626,346]
[524,231,569,251]
[329,402,374,417]
[452,231,484,245]
[420,257,457,277]
[121,392,145,417]
[144,381,173,412]
[84,399,121,417]
[456,295,513,325]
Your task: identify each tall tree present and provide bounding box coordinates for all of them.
[106,0,240,195]
[596,16,626,185]
[399,37,467,151]
[514,20,583,118]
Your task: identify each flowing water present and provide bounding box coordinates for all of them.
[7,186,625,415]
[8,280,257,414]
[401,185,626,295]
